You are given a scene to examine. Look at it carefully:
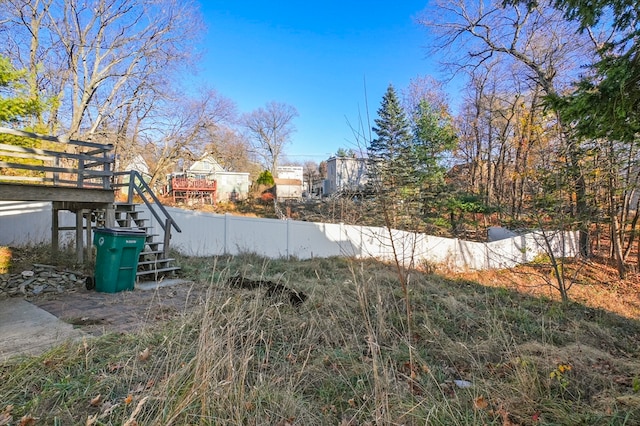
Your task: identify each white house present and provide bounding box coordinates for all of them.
[187,155,225,177]
[274,178,303,201]
[277,165,303,182]
[275,166,304,200]
[169,154,250,202]
[324,156,368,196]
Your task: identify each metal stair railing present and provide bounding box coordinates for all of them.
[113,170,181,258]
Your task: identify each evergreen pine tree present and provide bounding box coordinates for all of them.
[367,84,413,195]
[411,99,457,229]
[367,84,416,227]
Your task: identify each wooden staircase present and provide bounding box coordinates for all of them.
[114,203,180,281]
[111,171,182,282]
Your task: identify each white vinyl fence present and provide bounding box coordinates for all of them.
[0,201,578,271]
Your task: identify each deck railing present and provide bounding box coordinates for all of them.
[0,127,113,188]
[0,127,182,262]
[113,170,182,233]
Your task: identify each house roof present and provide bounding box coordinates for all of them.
[188,154,225,173]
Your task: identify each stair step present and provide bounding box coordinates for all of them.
[116,213,142,221]
[116,216,148,222]
[136,266,181,277]
[116,221,149,229]
[140,249,165,256]
[138,258,176,266]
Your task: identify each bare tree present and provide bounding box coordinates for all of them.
[142,89,237,188]
[303,160,319,193]
[420,0,598,255]
[1,0,203,138]
[242,101,298,174]
[203,126,260,177]
[401,75,451,123]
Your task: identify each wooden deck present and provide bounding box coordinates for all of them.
[170,177,217,205]
[0,182,114,204]
[0,127,115,262]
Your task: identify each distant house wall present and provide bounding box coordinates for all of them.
[168,155,250,202]
[274,178,303,200]
[216,172,250,201]
[324,156,368,195]
[277,166,303,182]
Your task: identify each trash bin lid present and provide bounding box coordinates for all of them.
[94,227,147,236]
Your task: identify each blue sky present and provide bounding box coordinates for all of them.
[195,1,440,164]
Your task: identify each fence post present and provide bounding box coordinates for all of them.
[163,218,172,258]
[286,219,292,259]
[127,170,136,203]
[102,150,111,189]
[51,204,59,257]
[53,156,60,185]
[224,213,230,255]
[75,209,84,263]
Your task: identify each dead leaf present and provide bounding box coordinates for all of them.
[86,414,98,426]
[89,394,102,406]
[42,357,60,367]
[138,347,151,361]
[18,416,37,426]
[124,394,133,405]
[123,397,148,426]
[473,396,489,410]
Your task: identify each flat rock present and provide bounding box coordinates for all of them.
[0,298,86,361]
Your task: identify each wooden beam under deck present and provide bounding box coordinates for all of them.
[0,183,115,264]
[0,183,114,204]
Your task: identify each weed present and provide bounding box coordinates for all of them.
[1,255,639,425]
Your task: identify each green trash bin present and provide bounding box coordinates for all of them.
[93,228,146,293]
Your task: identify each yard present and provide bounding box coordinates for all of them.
[0,247,639,425]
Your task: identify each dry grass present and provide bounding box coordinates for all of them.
[454,256,640,320]
[1,253,639,425]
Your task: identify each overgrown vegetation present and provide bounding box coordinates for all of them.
[1,253,639,425]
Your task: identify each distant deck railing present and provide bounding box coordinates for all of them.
[170,176,217,204]
[0,126,113,189]
[171,177,217,191]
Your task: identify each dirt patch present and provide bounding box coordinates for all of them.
[27,280,210,336]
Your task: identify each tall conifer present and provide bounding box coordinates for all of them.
[367,84,416,228]
[367,84,413,196]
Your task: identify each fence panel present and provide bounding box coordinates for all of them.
[1,202,579,271]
